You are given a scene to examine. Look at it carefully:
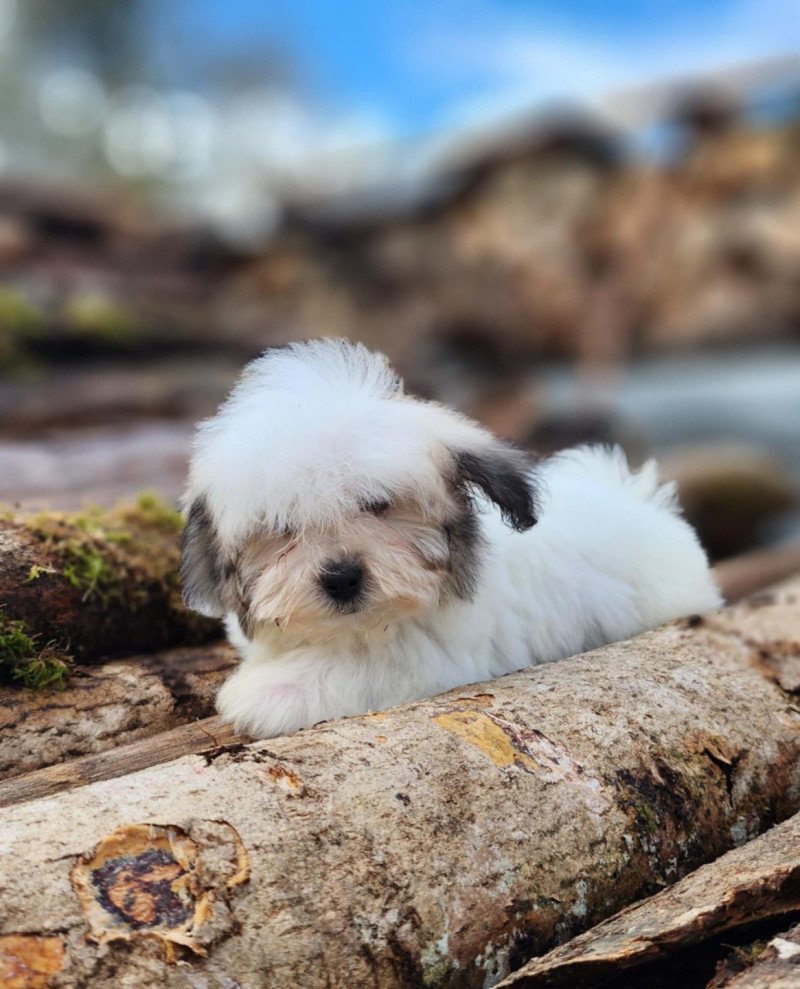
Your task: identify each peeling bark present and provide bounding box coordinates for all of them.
[0,933,65,989]
[0,643,235,780]
[0,504,219,668]
[0,579,799,988]
[494,811,800,988]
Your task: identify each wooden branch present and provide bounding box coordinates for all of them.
[494,810,800,988]
[0,578,799,987]
[0,717,239,810]
[0,500,218,670]
[0,642,236,781]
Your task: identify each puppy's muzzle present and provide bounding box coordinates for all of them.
[320,560,365,606]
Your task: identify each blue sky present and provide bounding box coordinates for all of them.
[155,0,800,138]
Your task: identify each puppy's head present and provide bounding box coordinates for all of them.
[181,339,538,646]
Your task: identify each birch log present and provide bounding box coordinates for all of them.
[1,579,799,989]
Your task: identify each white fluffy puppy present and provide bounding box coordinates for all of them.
[181,338,722,738]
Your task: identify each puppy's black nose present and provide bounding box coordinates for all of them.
[320,561,364,603]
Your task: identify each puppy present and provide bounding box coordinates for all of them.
[181,339,722,738]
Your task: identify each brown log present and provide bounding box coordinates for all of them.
[494,811,800,988]
[0,578,799,987]
[713,539,800,605]
[0,498,218,672]
[0,643,236,781]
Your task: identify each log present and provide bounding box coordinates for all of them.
[0,543,791,803]
[0,717,239,810]
[494,810,800,988]
[713,539,800,605]
[1,542,790,800]
[0,643,236,780]
[0,578,799,987]
[0,496,218,676]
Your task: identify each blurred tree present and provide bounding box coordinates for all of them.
[21,0,147,88]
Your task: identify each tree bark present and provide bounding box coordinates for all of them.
[0,643,235,780]
[494,810,800,988]
[0,503,219,671]
[0,578,799,989]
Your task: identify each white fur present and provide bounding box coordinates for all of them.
[183,339,722,738]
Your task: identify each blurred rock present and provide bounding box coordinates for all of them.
[225,110,800,382]
[660,443,797,560]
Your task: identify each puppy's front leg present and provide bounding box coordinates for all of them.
[216,659,315,738]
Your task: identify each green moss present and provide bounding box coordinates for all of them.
[61,541,121,603]
[11,648,70,690]
[0,285,43,337]
[633,800,659,834]
[27,563,57,582]
[22,494,186,613]
[0,610,36,664]
[0,610,69,690]
[0,285,44,372]
[126,491,184,533]
[740,941,769,962]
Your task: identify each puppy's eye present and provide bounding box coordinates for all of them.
[362,498,390,517]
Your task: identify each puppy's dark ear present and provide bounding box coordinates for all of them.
[454,443,538,531]
[180,497,228,617]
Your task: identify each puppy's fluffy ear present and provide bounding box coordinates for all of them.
[180,497,228,617]
[454,443,538,531]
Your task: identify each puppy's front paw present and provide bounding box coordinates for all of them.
[217,667,311,738]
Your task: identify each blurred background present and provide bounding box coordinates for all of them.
[1,0,799,562]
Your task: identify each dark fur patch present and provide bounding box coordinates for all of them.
[443,497,483,601]
[454,445,538,531]
[180,497,229,617]
[232,563,258,638]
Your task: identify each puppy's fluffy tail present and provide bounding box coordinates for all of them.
[552,444,680,514]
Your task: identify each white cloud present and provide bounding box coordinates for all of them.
[404,0,800,135]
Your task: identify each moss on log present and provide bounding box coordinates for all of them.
[0,494,219,677]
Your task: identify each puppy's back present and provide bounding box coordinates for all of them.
[529,444,722,630]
